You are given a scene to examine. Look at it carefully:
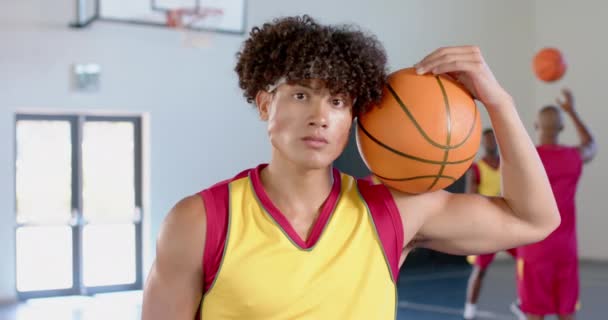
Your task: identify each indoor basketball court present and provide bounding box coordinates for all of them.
[1,0,606,319]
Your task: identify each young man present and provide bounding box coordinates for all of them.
[463,128,518,319]
[516,89,596,320]
[142,15,560,319]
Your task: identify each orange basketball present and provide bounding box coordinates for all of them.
[533,47,567,82]
[356,68,481,194]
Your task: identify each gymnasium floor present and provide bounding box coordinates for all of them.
[398,260,606,319]
[0,260,605,319]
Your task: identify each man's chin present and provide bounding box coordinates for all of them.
[296,157,334,171]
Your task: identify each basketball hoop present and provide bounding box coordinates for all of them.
[165,7,224,48]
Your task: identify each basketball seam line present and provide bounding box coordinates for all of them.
[372,172,457,182]
[427,76,452,191]
[357,76,481,186]
[356,119,477,165]
[356,119,473,182]
[386,83,478,150]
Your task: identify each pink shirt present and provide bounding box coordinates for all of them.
[518,145,583,261]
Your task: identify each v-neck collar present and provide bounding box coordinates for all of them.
[249,164,342,249]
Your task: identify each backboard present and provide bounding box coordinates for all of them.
[91,0,246,34]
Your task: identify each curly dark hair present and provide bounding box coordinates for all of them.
[235,15,388,116]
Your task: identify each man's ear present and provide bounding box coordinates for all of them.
[255,90,272,121]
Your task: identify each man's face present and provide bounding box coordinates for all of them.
[257,79,354,169]
[536,107,564,135]
[482,131,497,155]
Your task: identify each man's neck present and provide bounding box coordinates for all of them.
[261,158,333,218]
[483,153,499,162]
[539,134,559,146]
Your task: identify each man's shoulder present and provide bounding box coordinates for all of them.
[166,195,207,234]
[537,144,578,153]
[156,194,207,269]
[160,166,257,244]
[537,144,582,162]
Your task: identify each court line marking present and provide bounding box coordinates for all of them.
[400,270,471,282]
[398,300,515,319]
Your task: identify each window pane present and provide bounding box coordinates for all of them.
[16,226,73,292]
[17,296,90,319]
[81,291,142,320]
[83,224,136,286]
[82,121,136,223]
[16,120,72,224]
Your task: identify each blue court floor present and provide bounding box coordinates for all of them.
[397,260,607,319]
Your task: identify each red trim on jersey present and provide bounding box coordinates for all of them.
[361,175,374,183]
[357,179,404,282]
[199,165,404,293]
[470,163,480,185]
[250,164,342,249]
[199,169,248,293]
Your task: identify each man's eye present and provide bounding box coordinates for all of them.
[332,99,346,107]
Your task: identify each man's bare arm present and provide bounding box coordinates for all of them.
[557,89,597,163]
[395,46,560,255]
[142,195,206,320]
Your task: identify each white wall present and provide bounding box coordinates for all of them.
[534,0,608,260]
[0,0,270,303]
[1,0,543,302]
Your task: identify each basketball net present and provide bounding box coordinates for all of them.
[166,7,224,48]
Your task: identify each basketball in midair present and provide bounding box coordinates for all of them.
[533,47,567,82]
